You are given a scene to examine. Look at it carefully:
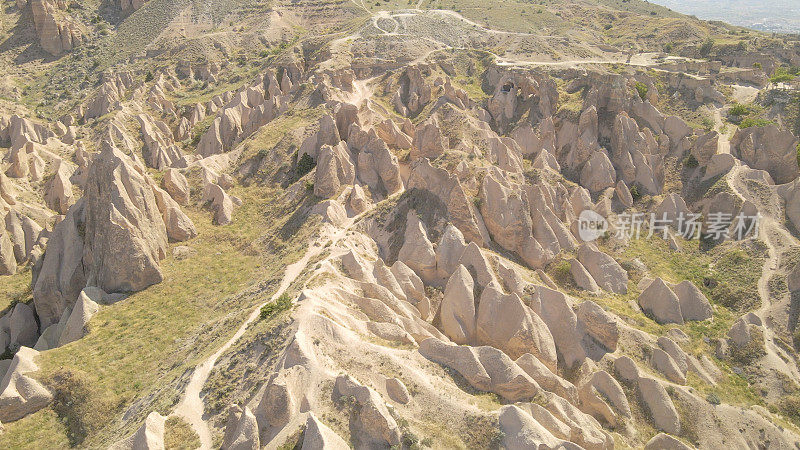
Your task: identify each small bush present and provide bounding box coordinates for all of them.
[706,393,721,405]
[699,38,715,57]
[144,72,154,83]
[685,154,699,168]
[634,82,649,101]
[796,142,800,169]
[295,152,316,178]
[630,185,641,200]
[739,117,774,128]
[770,67,797,84]
[729,103,750,117]
[260,293,293,320]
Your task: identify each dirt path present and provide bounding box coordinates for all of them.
[171,221,356,448]
[727,165,800,380]
[712,107,732,154]
[168,182,406,447]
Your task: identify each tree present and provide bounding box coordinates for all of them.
[699,38,714,57]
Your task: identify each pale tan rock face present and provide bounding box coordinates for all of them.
[398,211,437,283]
[28,0,83,56]
[440,265,476,345]
[162,168,190,205]
[419,338,541,402]
[82,143,167,294]
[476,281,557,366]
[302,413,349,450]
[333,374,401,447]
[109,411,165,450]
[0,347,53,422]
[637,377,680,434]
[639,277,684,325]
[136,114,186,170]
[411,120,447,160]
[731,124,799,184]
[580,150,616,194]
[32,200,86,328]
[314,141,355,199]
[577,244,628,294]
[44,160,74,215]
[221,406,260,450]
[576,300,618,352]
[33,141,192,327]
[57,288,100,346]
[0,230,16,275]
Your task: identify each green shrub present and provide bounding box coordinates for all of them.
[729,103,750,117]
[796,142,800,169]
[699,38,715,57]
[630,184,641,200]
[706,393,721,405]
[701,116,715,131]
[739,117,774,128]
[295,152,316,178]
[164,417,200,450]
[144,72,153,83]
[685,154,699,168]
[770,67,797,84]
[260,293,293,320]
[634,82,649,101]
[47,369,119,447]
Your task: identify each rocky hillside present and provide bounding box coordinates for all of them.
[1,0,800,448]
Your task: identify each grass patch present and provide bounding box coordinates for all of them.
[164,416,200,450]
[0,409,71,449]
[0,268,32,314]
[46,368,123,447]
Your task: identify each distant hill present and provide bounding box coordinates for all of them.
[652,0,800,33]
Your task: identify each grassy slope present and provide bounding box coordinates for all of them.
[0,268,32,314]
[547,230,767,412]
[0,187,320,448]
[0,82,326,446]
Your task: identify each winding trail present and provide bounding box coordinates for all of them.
[171,221,356,448]
[163,5,790,446]
[727,164,800,380]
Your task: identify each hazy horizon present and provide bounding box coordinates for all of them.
[651,0,800,33]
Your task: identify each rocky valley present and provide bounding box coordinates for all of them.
[1,0,800,449]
